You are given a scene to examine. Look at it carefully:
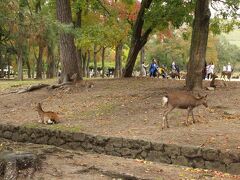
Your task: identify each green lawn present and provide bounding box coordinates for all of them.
[0,79,57,91]
[223,30,240,47]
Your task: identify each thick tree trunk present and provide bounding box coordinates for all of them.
[46,45,55,78]
[0,52,3,76]
[123,0,152,77]
[36,44,44,79]
[86,50,90,78]
[114,43,123,78]
[93,45,101,77]
[75,8,83,79]
[140,47,145,76]
[6,55,10,79]
[17,52,23,81]
[56,0,81,82]
[77,49,83,78]
[101,47,106,78]
[186,0,211,90]
[26,59,31,78]
[82,51,87,77]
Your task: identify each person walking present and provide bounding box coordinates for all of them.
[140,61,148,77]
[226,62,232,72]
[149,59,158,78]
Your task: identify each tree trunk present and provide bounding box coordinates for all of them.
[36,43,44,79]
[186,0,211,90]
[93,45,99,77]
[140,47,145,76]
[86,49,90,78]
[76,49,83,78]
[101,47,106,78]
[17,51,23,81]
[56,0,81,82]
[46,45,55,78]
[0,52,3,76]
[26,59,31,78]
[75,7,83,79]
[82,51,87,77]
[114,43,123,78]
[123,0,153,77]
[5,55,10,79]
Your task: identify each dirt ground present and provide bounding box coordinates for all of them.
[1,138,240,180]
[0,78,240,153]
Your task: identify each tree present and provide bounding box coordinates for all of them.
[123,0,152,77]
[56,0,81,82]
[186,0,211,90]
[186,0,240,90]
[123,0,194,77]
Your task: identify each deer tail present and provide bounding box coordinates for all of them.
[162,96,168,107]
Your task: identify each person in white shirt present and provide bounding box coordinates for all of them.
[226,63,232,72]
[141,61,148,77]
[223,66,226,72]
[209,62,214,75]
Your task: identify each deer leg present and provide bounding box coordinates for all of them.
[190,108,196,123]
[186,107,192,126]
[162,106,174,129]
[39,115,44,124]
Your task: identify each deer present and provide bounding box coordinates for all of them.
[210,74,218,88]
[162,91,208,129]
[36,103,60,124]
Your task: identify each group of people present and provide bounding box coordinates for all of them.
[141,59,179,78]
[205,62,215,79]
[222,63,232,73]
[203,61,233,80]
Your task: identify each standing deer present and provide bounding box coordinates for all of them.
[36,103,60,124]
[162,91,208,129]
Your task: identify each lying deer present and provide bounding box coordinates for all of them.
[162,91,208,129]
[36,103,60,124]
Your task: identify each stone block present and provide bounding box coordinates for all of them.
[108,137,123,148]
[141,151,148,159]
[226,163,240,174]
[72,133,86,142]
[181,146,202,158]
[202,148,220,161]
[93,146,105,154]
[147,150,171,164]
[3,131,12,139]
[119,148,132,157]
[172,156,189,166]
[219,151,239,164]
[164,144,181,156]
[48,136,57,145]
[123,139,141,149]
[190,158,205,169]
[35,136,49,144]
[205,161,226,172]
[94,135,109,146]
[152,143,164,151]
[60,132,73,142]
[66,142,82,150]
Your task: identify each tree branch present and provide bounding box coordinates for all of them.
[96,0,111,16]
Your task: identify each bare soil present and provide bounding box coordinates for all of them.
[1,138,239,180]
[0,78,240,153]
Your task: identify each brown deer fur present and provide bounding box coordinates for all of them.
[36,103,60,124]
[162,91,208,128]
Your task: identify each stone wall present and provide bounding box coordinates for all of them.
[0,124,239,174]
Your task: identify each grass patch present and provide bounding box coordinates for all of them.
[23,122,81,133]
[0,79,57,91]
[80,103,117,118]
